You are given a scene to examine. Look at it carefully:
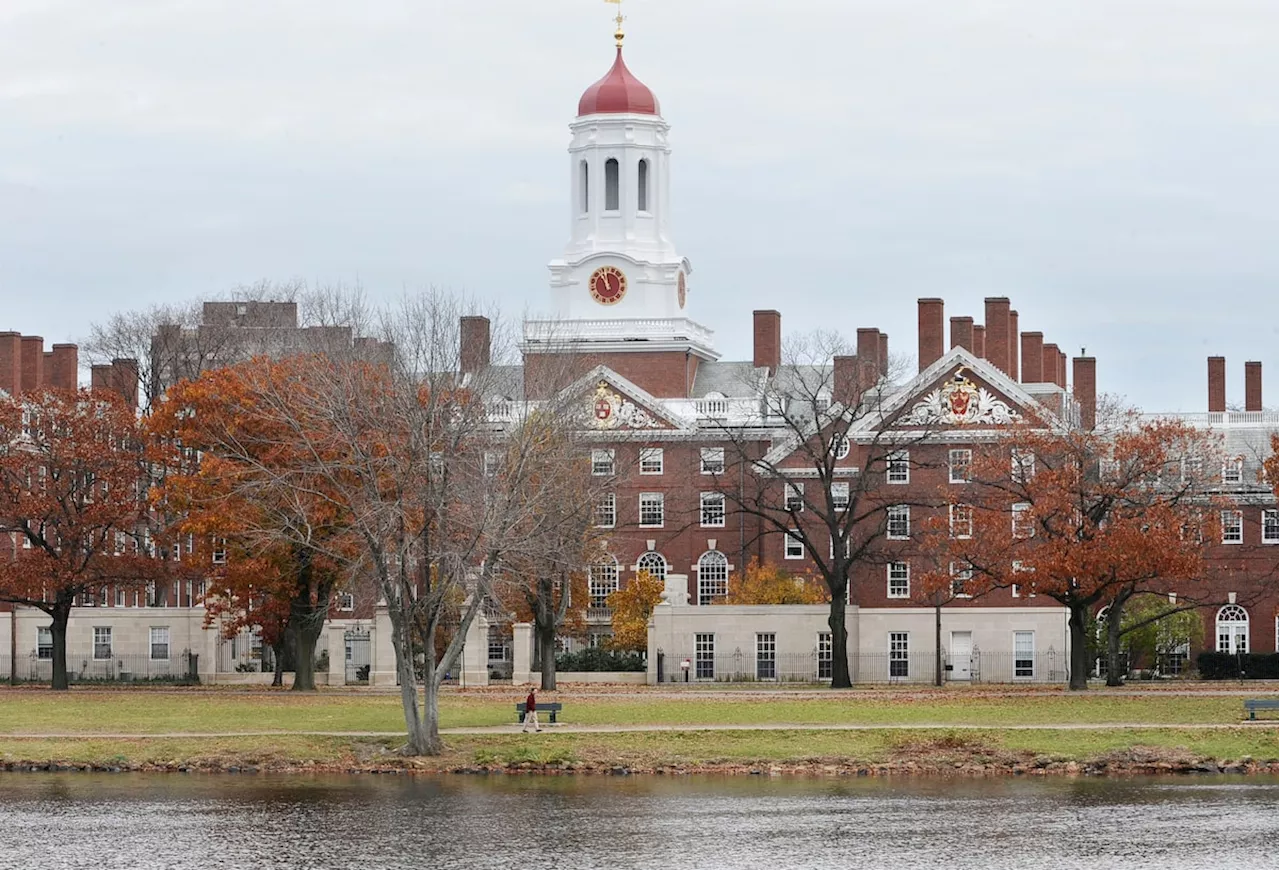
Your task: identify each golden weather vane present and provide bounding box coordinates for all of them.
[604,0,625,47]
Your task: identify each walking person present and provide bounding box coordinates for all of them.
[522,688,542,733]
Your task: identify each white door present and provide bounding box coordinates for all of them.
[950,631,972,681]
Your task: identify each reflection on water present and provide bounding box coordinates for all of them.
[0,773,1275,869]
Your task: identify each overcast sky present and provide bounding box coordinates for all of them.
[1,0,1275,411]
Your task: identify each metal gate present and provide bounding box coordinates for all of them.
[344,629,371,683]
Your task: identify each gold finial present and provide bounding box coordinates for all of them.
[604,0,625,47]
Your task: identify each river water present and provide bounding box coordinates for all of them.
[0,773,1275,869]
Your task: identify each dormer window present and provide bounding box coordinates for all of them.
[637,159,649,211]
[604,158,619,211]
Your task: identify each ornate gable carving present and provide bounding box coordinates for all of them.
[587,380,664,430]
[903,367,1021,426]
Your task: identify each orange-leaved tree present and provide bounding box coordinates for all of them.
[0,388,165,689]
[722,558,828,604]
[920,403,1220,690]
[606,569,664,653]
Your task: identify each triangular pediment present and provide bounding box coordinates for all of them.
[560,365,688,431]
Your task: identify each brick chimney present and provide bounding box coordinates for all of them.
[950,317,974,353]
[459,315,491,375]
[856,328,881,390]
[878,332,889,376]
[0,333,21,396]
[973,324,986,359]
[1073,356,1096,430]
[1008,310,1019,381]
[50,344,78,390]
[90,364,112,392]
[753,310,782,374]
[111,358,140,411]
[20,336,43,393]
[1205,356,1226,412]
[1020,332,1043,383]
[1058,350,1067,388]
[1244,361,1262,412]
[1042,343,1060,387]
[983,297,1011,376]
[833,355,858,406]
[917,298,945,372]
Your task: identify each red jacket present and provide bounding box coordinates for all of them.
[525,693,537,714]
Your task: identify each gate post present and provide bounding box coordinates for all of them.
[326,621,347,687]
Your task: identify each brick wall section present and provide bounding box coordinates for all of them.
[1073,356,1096,430]
[1008,310,1019,381]
[983,297,1011,376]
[1207,356,1226,412]
[949,317,974,353]
[20,336,43,392]
[1245,361,1263,412]
[1042,344,1060,387]
[973,324,986,359]
[1020,332,1044,383]
[459,316,491,375]
[753,310,782,374]
[917,298,945,372]
[0,332,20,396]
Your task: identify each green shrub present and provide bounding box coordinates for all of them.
[1196,651,1279,680]
[555,647,646,672]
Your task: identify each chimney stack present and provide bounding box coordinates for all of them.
[878,332,889,377]
[1203,355,1223,411]
[0,333,21,396]
[459,315,491,375]
[973,324,986,359]
[1244,361,1263,412]
[1058,350,1067,388]
[1020,332,1043,383]
[856,328,881,390]
[833,355,858,406]
[1042,343,1060,387]
[983,297,1011,376]
[20,336,44,393]
[1008,310,1019,381]
[1073,356,1096,430]
[950,317,974,354]
[753,310,782,374]
[917,298,945,372]
[111,358,140,411]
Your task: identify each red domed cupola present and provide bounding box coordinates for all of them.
[577,47,660,117]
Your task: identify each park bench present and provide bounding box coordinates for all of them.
[1243,699,1278,720]
[516,702,563,724]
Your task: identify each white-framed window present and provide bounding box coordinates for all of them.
[1262,509,1279,544]
[589,556,620,609]
[483,451,502,477]
[1216,604,1249,654]
[1012,502,1034,538]
[785,482,804,512]
[579,159,589,213]
[639,447,664,475]
[756,633,777,680]
[695,633,715,679]
[591,449,615,476]
[1222,457,1243,484]
[93,626,112,661]
[149,626,171,660]
[889,632,909,678]
[887,505,910,539]
[700,492,726,528]
[700,447,725,475]
[949,562,973,598]
[337,592,355,611]
[37,626,53,660]
[817,632,833,680]
[949,449,972,484]
[949,503,973,539]
[211,538,227,565]
[115,588,125,607]
[1181,454,1204,483]
[697,550,729,605]
[887,450,910,484]
[832,481,850,510]
[636,551,667,581]
[887,561,910,599]
[595,493,616,529]
[637,157,649,212]
[1013,631,1035,679]
[831,433,851,460]
[1011,448,1036,483]
[784,531,805,560]
[1011,560,1034,598]
[639,492,665,527]
[1221,510,1243,544]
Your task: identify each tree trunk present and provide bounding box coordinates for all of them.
[1067,603,1090,691]
[828,591,852,689]
[934,600,944,688]
[291,618,321,691]
[271,638,286,688]
[1105,601,1127,687]
[538,621,557,692]
[389,609,430,755]
[49,607,71,691]
[420,654,443,755]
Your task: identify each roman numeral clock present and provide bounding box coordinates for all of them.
[589,265,627,305]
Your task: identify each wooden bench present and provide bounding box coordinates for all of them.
[1243,699,1278,720]
[516,702,563,724]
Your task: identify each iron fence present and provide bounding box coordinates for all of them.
[6,650,199,684]
[655,649,1070,684]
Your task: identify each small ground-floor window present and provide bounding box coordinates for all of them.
[889,632,909,678]
[93,626,112,661]
[37,627,53,660]
[756,633,776,680]
[695,633,715,680]
[1013,631,1035,679]
[149,626,170,661]
[817,632,832,680]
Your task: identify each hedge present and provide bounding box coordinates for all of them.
[555,647,646,673]
[1195,651,1279,680]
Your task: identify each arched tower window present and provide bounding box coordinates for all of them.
[697,550,728,605]
[637,551,667,581]
[579,160,589,214]
[637,159,649,212]
[604,158,619,211]
[1216,604,1249,654]
[589,555,619,610]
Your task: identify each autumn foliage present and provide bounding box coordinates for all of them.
[606,570,664,652]
[723,559,829,605]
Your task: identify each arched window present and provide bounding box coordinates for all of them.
[637,551,667,581]
[697,550,728,605]
[589,555,619,610]
[1216,604,1249,654]
[579,160,589,214]
[604,158,619,211]
[637,159,649,212]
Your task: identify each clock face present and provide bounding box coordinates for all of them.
[589,266,627,305]
[677,271,687,309]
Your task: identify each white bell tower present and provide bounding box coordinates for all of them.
[526,19,717,361]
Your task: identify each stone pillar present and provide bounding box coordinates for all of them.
[326,621,347,687]
[199,619,219,684]
[370,603,397,687]
[511,622,534,685]
[461,612,490,688]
